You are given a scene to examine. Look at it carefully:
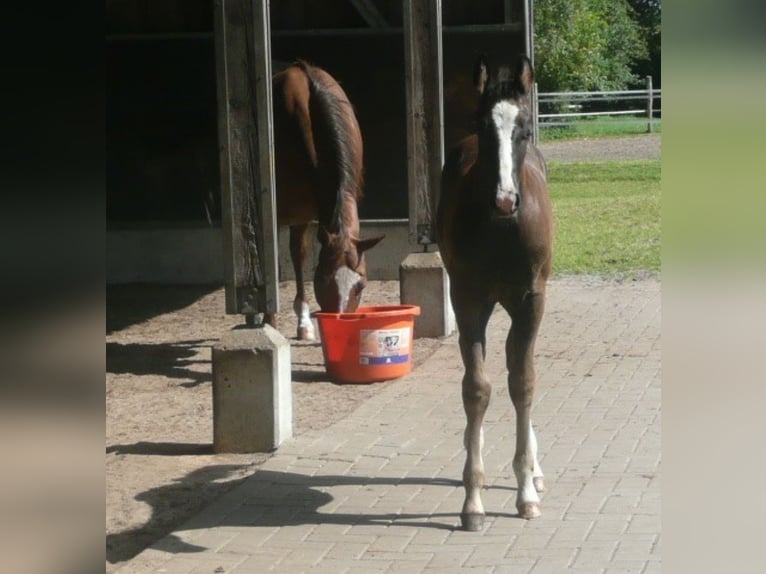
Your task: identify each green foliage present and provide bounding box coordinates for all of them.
[534,0,648,91]
[548,160,660,276]
[625,0,661,85]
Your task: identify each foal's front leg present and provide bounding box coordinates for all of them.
[290,224,315,340]
[454,297,494,531]
[506,291,546,519]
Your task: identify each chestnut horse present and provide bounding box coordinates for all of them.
[272,61,383,339]
[437,55,553,530]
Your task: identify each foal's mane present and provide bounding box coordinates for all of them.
[297,61,363,236]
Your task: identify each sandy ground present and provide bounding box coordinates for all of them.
[106,280,442,571]
[540,133,661,163]
[106,134,661,571]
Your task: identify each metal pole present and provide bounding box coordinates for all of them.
[525,0,534,68]
[533,81,539,145]
[251,0,279,316]
[646,75,654,133]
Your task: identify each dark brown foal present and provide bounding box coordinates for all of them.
[437,55,553,531]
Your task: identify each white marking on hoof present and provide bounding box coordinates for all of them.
[297,324,315,341]
[294,300,315,340]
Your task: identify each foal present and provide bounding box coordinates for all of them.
[437,55,553,531]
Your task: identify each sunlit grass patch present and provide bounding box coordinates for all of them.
[548,160,660,277]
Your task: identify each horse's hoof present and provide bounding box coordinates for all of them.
[517,502,541,520]
[533,476,546,493]
[297,326,315,341]
[461,512,485,531]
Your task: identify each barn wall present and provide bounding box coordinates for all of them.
[107,0,529,282]
[106,220,412,283]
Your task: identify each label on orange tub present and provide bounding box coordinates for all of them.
[359,328,410,365]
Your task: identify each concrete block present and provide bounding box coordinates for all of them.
[399,251,455,339]
[212,324,292,452]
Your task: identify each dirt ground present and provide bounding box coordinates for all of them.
[540,133,661,163]
[106,280,442,571]
[106,134,661,571]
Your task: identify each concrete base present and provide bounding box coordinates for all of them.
[399,251,455,339]
[212,324,292,453]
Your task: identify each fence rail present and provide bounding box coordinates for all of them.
[533,76,661,142]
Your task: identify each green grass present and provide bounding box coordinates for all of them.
[541,117,661,141]
[548,160,660,277]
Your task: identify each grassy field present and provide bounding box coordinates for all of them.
[540,117,661,141]
[548,160,660,277]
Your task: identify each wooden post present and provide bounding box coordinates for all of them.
[646,75,654,133]
[214,0,278,319]
[400,0,453,338]
[403,0,443,248]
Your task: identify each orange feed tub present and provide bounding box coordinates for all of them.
[312,305,421,383]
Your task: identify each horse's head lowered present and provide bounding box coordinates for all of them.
[314,226,384,313]
[473,54,535,217]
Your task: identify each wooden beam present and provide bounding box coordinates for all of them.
[402,0,443,248]
[214,0,278,317]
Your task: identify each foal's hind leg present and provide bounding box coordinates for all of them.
[290,224,315,340]
[454,293,495,531]
[505,290,546,519]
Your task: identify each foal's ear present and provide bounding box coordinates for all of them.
[356,234,385,254]
[514,55,534,95]
[473,54,490,95]
[317,226,331,246]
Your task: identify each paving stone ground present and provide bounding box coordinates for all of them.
[116,276,660,574]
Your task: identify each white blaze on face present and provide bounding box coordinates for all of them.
[491,100,520,206]
[335,266,362,312]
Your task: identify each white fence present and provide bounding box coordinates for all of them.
[533,76,661,142]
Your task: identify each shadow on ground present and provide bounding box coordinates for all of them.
[107,284,220,333]
[107,465,520,565]
[106,462,251,565]
[106,339,213,386]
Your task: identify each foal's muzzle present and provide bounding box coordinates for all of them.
[495,191,520,215]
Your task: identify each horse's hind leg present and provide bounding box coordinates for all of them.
[290,224,315,340]
[505,290,546,519]
[454,293,494,531]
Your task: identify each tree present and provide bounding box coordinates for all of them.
[534,0,648,92]
[626,0,661,86]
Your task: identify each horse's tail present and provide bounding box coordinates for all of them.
[297,61,363,233]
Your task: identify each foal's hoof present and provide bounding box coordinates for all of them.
[517,502,541,520]
[297,326,315,341]
[460,512,486,531]
[533,476,546,493]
